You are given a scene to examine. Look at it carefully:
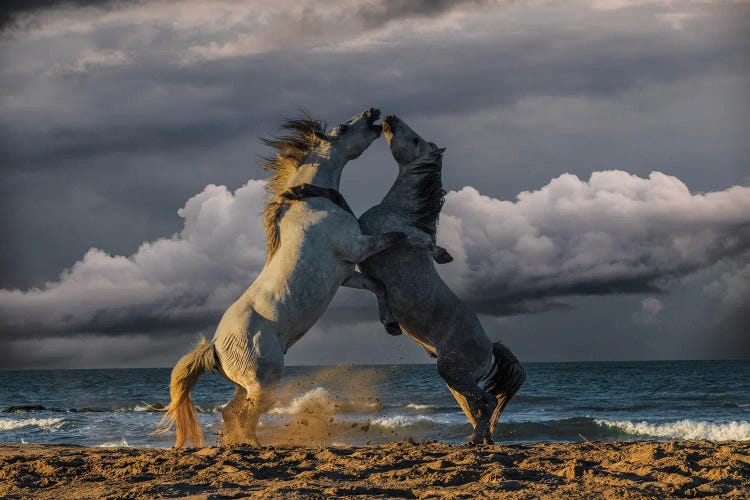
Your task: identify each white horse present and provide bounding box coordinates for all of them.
[358,115,526,445]
[158,109,435,447]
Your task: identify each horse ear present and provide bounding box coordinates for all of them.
[313,130,330,142]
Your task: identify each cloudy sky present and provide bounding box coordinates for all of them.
[1,0,748,368]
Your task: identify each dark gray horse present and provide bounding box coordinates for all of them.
[358,115,526,445]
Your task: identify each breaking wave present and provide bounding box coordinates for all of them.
[354,416,750,443]
[0,417,65,432]
[405,404,435,411]
[597,419,750,441]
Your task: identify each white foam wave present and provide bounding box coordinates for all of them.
[372,415,444,429]
[406,404,434,411]
[597,419,750,441]
[97,438,130,447]
[0,417,65,431]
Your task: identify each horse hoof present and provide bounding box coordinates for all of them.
[385,322,402,335]
[433,249,453,264]
[466,435,481,446]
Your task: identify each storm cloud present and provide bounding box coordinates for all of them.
[1,171,748,343]
[1,0,749,366]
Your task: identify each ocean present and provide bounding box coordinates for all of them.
[1,361,748,448]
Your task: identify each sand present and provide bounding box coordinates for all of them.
[1,441,748,499]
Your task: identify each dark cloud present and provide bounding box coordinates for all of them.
[1,0,749,366]
[0,0,116,31]
[700,259,750,357]
[357,0,488,28]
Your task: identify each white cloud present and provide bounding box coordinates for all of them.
[1,170,748,339]
[436,171,750,303]
[0,181,268,337]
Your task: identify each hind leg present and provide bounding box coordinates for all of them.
[487,343,526,435]
[237,333,284,446]
[342,271,401,335]
[447,387,477,428]
[437,356,496,445]
[222,386,251,445]
[216,330,284,446]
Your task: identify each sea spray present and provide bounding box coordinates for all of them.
[252,366,384,446]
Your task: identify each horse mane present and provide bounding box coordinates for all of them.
[404,150,446,242]
[260,114,327,261]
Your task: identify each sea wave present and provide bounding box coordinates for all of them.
[405,404,434,411]
[270,387,379,415]
[96,438,131,448]
[362,416,750,443]
[372,415,437,429]
[0,417,65,431]
[125,403,166,412]
[597,419,750,441]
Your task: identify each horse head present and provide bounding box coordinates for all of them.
[314,107,382,161]
[382,115,445,167]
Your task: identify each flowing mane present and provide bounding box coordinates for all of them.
[404,150,446,242]
[260,115,327,261]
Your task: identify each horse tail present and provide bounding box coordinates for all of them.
[156,338,217,447]
[486,342,526,435]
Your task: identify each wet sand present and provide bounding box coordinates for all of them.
[1,441,748,499]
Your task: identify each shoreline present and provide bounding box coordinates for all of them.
[1,440,748,498]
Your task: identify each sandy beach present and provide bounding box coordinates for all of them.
[1,440,748,499]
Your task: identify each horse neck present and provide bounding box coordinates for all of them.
[289,153,345,190]
[381,165,425,210]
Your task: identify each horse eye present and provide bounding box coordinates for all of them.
[338,124,349,134]
[412,138,419,145]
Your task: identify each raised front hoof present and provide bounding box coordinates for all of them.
[433,248,453,264]
[384,322,403,336]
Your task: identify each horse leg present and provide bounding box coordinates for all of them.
[398,226,453,264]
[221,386,248,446]
[239,384,279,446]
[486,342,526,435]
[341,271,401,335]
[217,330,284,446]
[447,387,477,428]
[339,233,406,263]
[237,332,284,446]
[437,356,496,445]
